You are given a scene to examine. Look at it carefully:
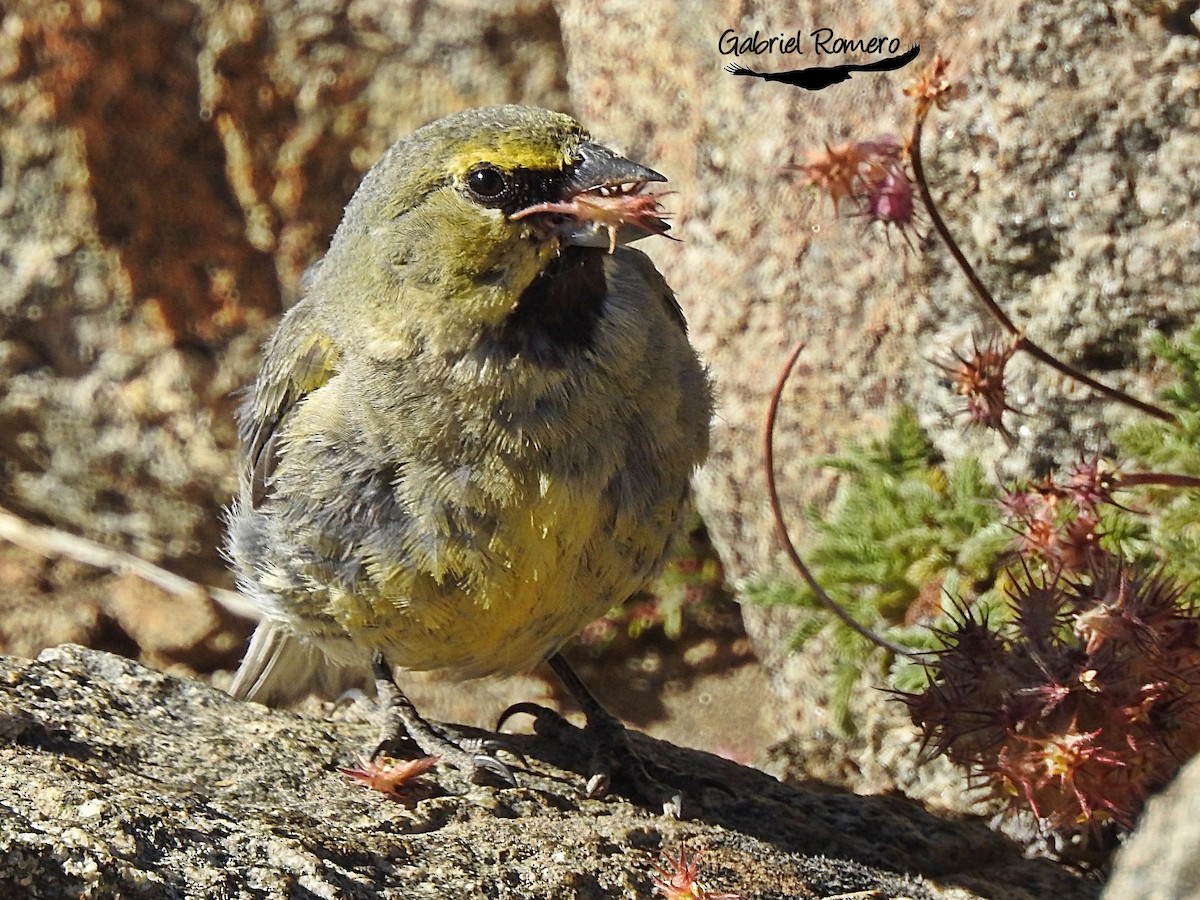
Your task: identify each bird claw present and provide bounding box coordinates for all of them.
[497,697,686,816]
[460,735,528,782]
[662,792,684,820]
[495,701,559,733]
[468,751,519,787]
[381,738,520,788]
[584,772,610,800]
[368,659,523,788]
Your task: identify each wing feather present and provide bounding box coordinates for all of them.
[242,298,341,509]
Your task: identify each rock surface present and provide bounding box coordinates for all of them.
[0,646,1098,900]
[1103,752,1200,900]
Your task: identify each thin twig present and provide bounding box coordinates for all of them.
[908,106,1175,423]
[764,340,916,658]
[0,505,259,621]
[1117,472,1200,490]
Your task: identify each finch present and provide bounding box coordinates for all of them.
[226,105,712,804]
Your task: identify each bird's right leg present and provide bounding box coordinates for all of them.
[371,654,518,786]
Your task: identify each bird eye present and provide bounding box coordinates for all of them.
[465,165,509,202]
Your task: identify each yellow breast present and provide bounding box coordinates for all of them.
[324,473,654,678]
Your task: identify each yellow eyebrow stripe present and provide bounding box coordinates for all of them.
[446,151,568,177]
[446,136,578,177]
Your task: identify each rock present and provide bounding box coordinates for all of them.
[0,645,1096,899]
[1103,753,1200,900]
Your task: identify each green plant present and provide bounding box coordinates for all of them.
[1117,328,1200,592]
[747,407,1010,730]
[650,846,740,900]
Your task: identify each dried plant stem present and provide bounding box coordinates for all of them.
[908,108,1175,424]
[0,504,259,620]
[1117,472,1200,490]
[764,340,916,658]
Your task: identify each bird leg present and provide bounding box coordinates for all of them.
[498,652,685,817]
[371,654,518,786]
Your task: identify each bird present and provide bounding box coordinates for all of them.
[725,44,920,91]
[225,105,713,808]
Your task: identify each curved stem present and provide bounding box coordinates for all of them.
[1117,471,1200,490]
[765,340,916,658]
[908,109,1175,424]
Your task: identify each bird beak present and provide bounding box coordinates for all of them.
[562,141,666,197]
[510,141,671,250]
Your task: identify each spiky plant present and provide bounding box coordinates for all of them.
[905,559,1200,856]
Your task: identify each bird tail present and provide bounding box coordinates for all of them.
[724,63,758,76]
[228,621,372,706]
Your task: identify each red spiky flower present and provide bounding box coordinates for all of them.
[941,336,1018,437]
[651,848,740,900]
[903,54,961,118]
[338,754,440,803]
[998,458,1123,574]
[864,167,917,235]
[1061,457,1121,514]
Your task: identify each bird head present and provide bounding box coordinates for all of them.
[316,105,669,356]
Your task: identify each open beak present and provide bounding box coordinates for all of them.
[561,141,665,198]
[510,141,672,251]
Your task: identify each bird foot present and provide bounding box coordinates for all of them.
[373,731,520,787]
[496,701,684,818]
[373,659,521,787]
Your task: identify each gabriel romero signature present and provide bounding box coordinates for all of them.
[720,28,919,92]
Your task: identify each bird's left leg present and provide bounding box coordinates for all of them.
[498,652,684,817]
[372,654,519,785]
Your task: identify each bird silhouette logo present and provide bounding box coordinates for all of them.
[725,43,920,91]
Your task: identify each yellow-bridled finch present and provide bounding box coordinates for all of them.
[226,105,712,808]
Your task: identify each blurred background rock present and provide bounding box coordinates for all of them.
[0,0,1196,816]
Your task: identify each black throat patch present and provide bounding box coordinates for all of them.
[489,247,607,366]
